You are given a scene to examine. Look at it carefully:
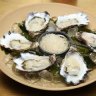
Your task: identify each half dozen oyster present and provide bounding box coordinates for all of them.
[0,11,96,85]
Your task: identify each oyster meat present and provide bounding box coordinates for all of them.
[13,53,55,72]
[39,32,70,55]
[0,32,32,50]
[60,47,88,85]
[76,32,96,52]
[56,12,89,30]
[25,11,50,32]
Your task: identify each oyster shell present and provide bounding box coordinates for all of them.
[56,12,89,30]
[39,32,70,55]
[76,32,96,52]
[10,23,22,33]
[60,47,88,85]
[0,32,32,50]
[46,20,57,32]
[25,11,50,33]
[89,52,96,64]
[13,53,55,72]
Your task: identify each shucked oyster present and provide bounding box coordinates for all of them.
[0,32,32,50]
[13,53,55,72]
[39,32,70,55]
[25,11,50,33]
[56,12,89,30]
[76,32,96,52]
[60,47,88,85]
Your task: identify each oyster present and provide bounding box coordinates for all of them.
[56,12,89,30]
[39,32,70,55]
[13,53,55,72]
[0,32,32,50]
[60,47,88,85]
[25,11,50,33]
[46,20,57,32]
[76,32,96,52]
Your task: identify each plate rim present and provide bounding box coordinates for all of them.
[0,3,96,91]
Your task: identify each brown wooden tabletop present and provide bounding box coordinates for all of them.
[0,0,96,96]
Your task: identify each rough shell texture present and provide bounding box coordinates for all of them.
[77,32,96,52]
[13,53,53,72]
[56,12,89,30]
[60,47,88,85]
[0,32,32,50]
[25,11,50,32]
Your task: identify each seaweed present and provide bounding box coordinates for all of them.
[71,36,91,52]
[84,56,96,69]
[0,46,12,54]
[48,63,60,76]
[78,26,92,32]
[18,21,33,41]
[78,26,96,34]
[0,46,20,57]
[76,45,91,55]
[71,36,81,45]
[0,17,96,84]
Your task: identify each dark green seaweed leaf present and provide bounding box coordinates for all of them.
[78,26,96,33]
[18,21,33,41]
[71,37,82,45]
[78,26,92,32]
[76,45,91,55]
[71,37,91,53]
[0,46,20,57]
[48,64,60,76]
[84,56,96,69]
[0,46,12,54]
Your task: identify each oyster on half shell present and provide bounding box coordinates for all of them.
[13,53,56,72]
[0,32,32,51]
[25,11,50,33]
[56,12,89,30]
[76,32,96,52]
[60,47,88,85]
[39,32,70,55]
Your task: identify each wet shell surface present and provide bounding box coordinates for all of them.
[56,12,89,30]
[0,32,32,50]
[1,11,96,86]
[39,32,70,55]
[76,32,96,52]
[13,53,54,72]
[60,47,88,85]
[25,11,50,32]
